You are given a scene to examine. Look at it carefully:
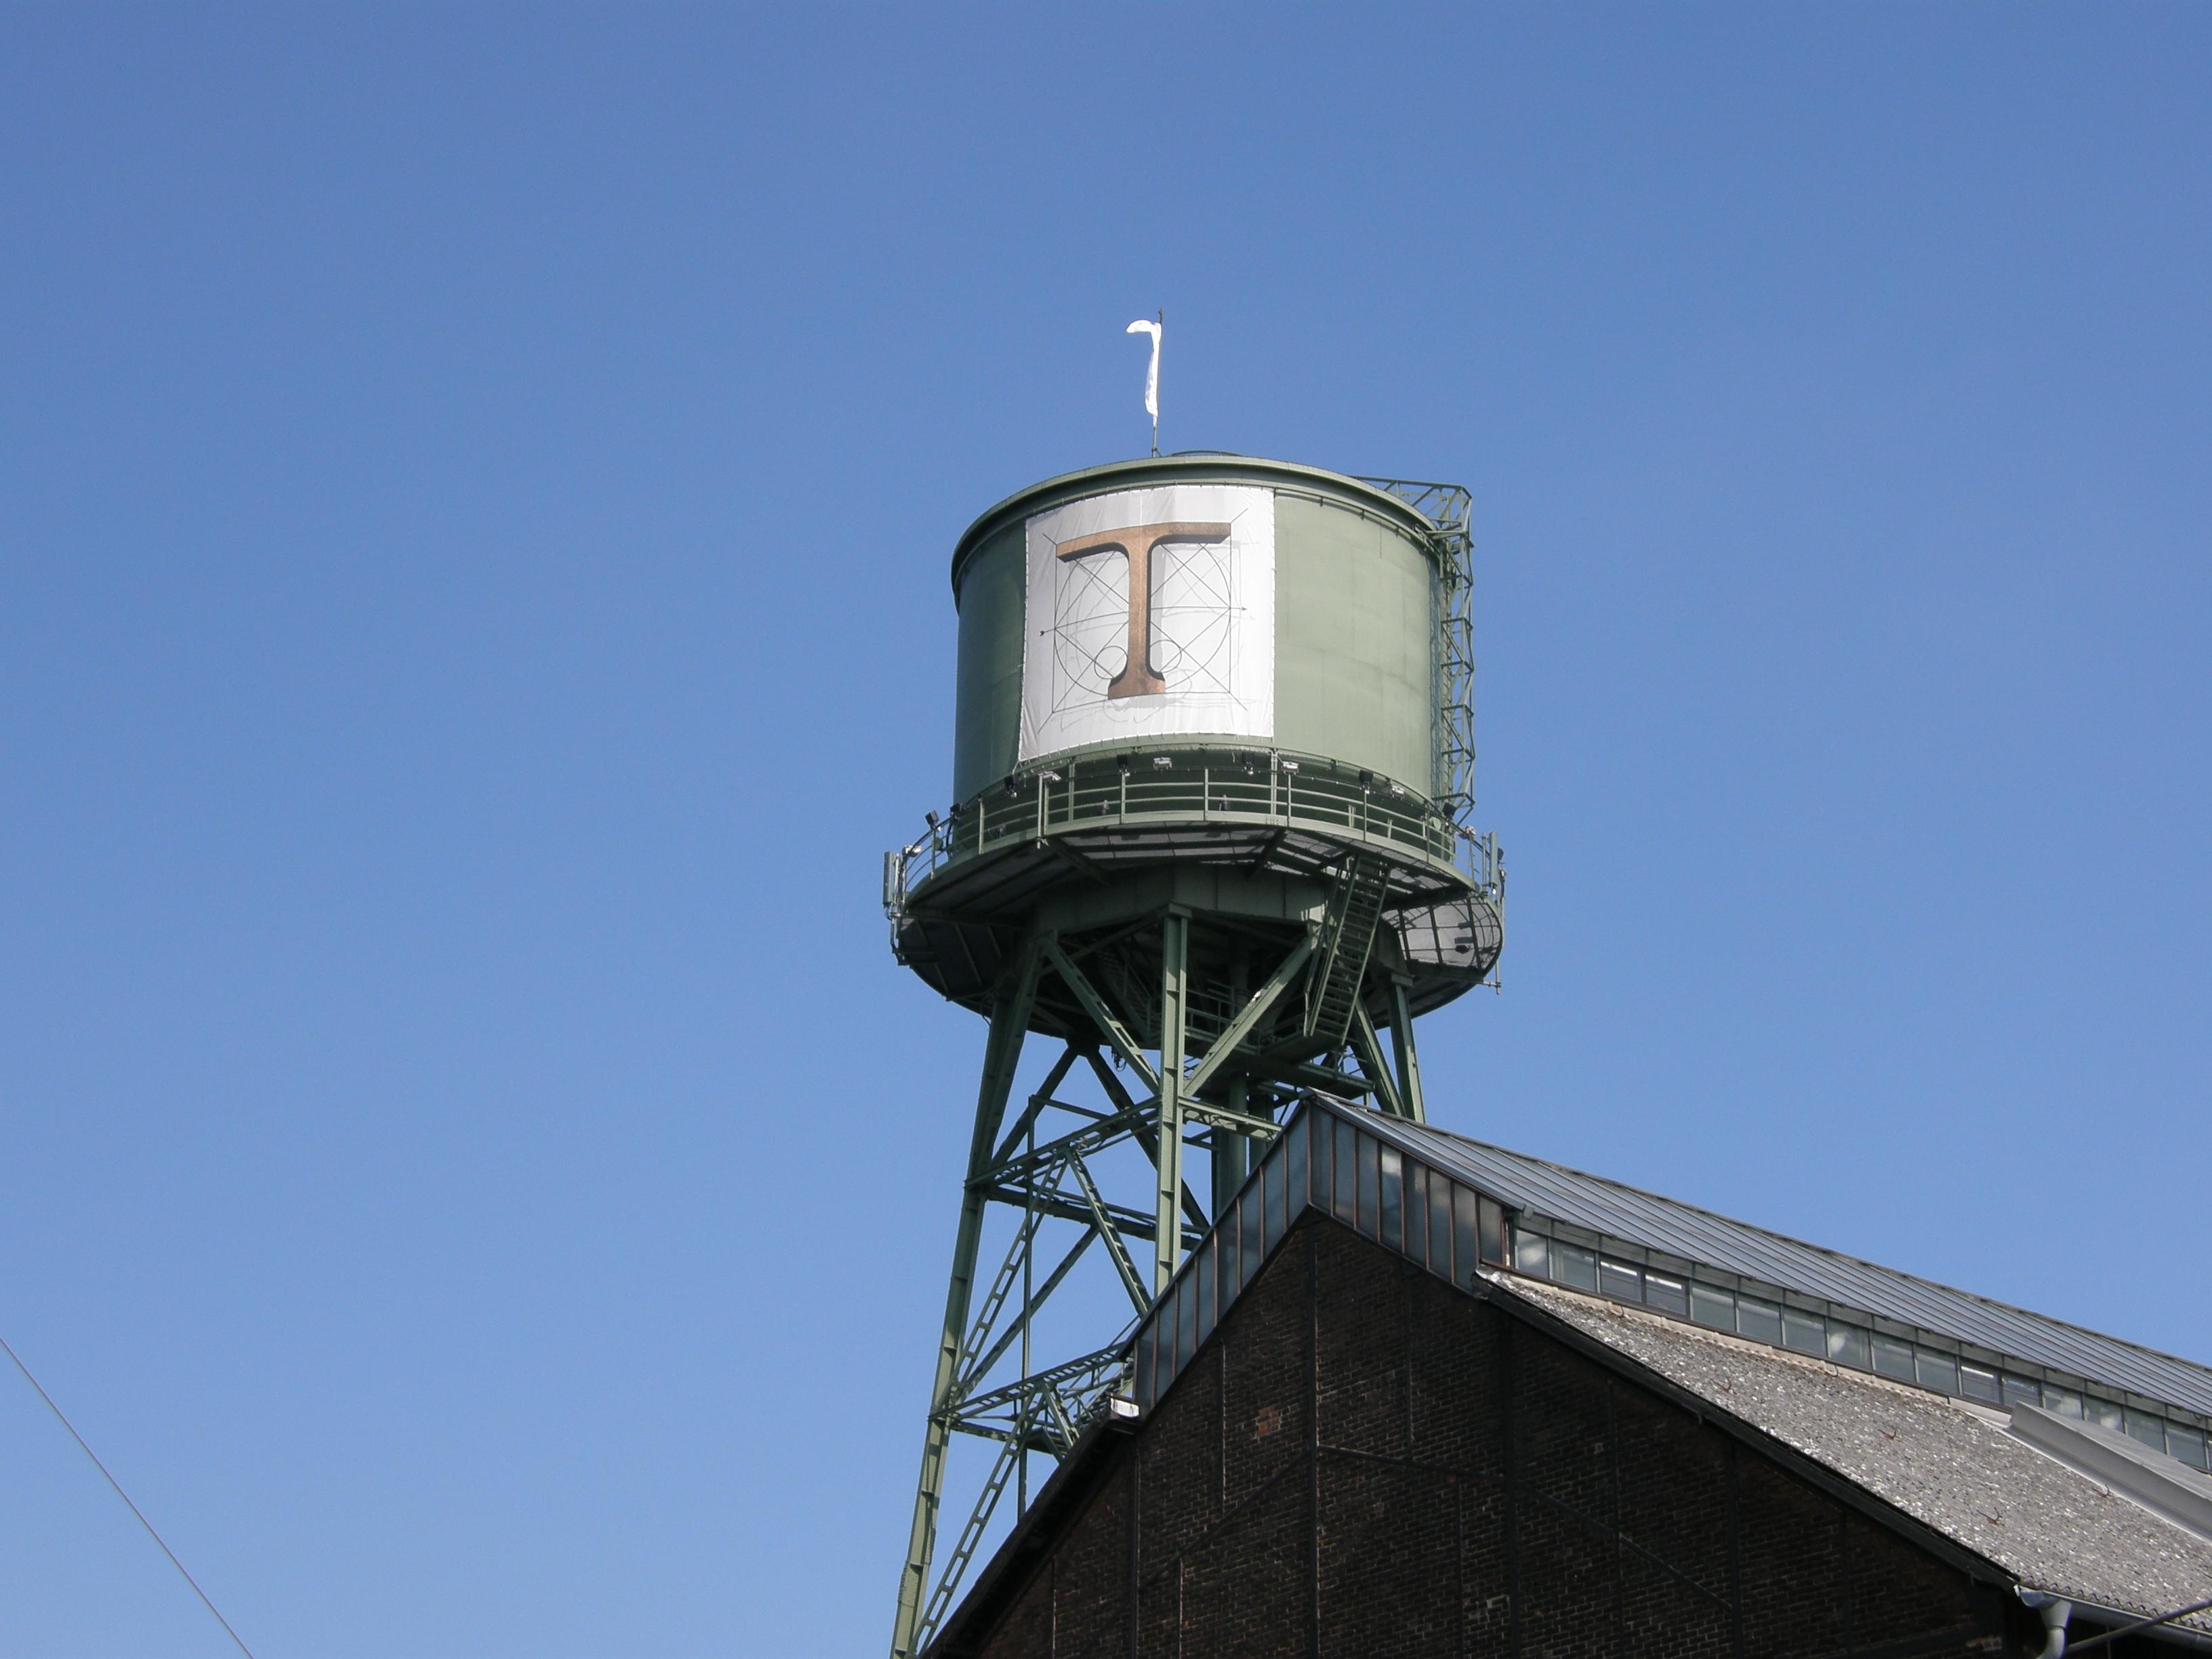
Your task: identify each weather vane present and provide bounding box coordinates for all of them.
[1126,311,1162,455]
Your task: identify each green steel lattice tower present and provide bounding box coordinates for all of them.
[881,456,1504,1656]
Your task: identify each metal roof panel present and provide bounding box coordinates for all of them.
[1355,1107,2212,1418]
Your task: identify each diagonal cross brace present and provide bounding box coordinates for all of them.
[977,1103,1152,1189]
[986,1044,1083,1170]
[959,1227,1097,1395]
[1067,1154,1151,1315]
[1082,1051,1208,1238]
[953,1203,1050,1390]
[1183,932,1315,1097]
[1044,940,1161,1095]
[1349,1000,1406,1119]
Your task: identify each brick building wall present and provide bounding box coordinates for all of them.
[935,1211,2026,1659]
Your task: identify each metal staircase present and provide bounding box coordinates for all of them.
[1303,854,1390,1047]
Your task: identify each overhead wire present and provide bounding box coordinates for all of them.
[0,1328,258,1659]
[2064,1593,2212,1654]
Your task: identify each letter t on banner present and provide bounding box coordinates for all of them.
[1055,521,1231,699]
[1127,314,1162,454]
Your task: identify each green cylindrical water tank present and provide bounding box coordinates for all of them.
[947,455,1444,806]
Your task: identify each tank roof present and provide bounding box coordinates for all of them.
[949,453,1441,594]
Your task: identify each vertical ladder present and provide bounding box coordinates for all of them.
[1303,855,1391,1048]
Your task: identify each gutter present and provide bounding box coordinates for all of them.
[2020,1588,2212,1654]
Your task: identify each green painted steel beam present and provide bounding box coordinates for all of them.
[1153,912,1189,1293]
[1179,1099,1282,1140]
[977,1184,1156,1244]
[975,1105,1153,1189]
[1244,1053,1378,1097]
[958,1229,1098,1393]
[986,1044,1082,1168]
[912,1431,1021,1650]
[1350,1000,1406,1118]
[951,1204,1050,1395]
[1387,976,1427,1124]
[892,945,1042,1659]
[1212,954,1254,1220]
[1182,932,1315,1097]
[1042,939,1161,1095]
[1080,1047,1210,1237]
[949,1340,1129,1423]
[1067,1155,1149,1314]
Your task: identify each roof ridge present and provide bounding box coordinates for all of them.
[1387,1114,2212,1385]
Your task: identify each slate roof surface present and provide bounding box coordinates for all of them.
[1368,1113,2212,1420]
[1506,1273,2212,1636]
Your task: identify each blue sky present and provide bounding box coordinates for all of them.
[3,6,2208,1655]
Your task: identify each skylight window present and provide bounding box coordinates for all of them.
[1736,1296,1783,1346]
[1453,1187,1482,1282]
[1690,1284,1735,1331]
[1782,1311,1825,1358]
[1960,1365,2002,1405]
[1915,1352,1960,1395]
[1478,1195,1507,1267]
[1403,1161,1428,1270]
[1378,1145,1404,1252]
[2126,1409,2169,1453]
[1195,1239,1217,1345]
[1598,1259,1643,1303]
[2168,1423,2209,1471]
[1555,1242,1598,1293]
[1872,1336,1916,1382]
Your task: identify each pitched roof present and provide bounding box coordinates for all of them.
[1123,1096,2212,1641]
[1504,1273,2212,1639]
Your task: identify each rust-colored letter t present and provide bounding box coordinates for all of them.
[1055,522,1233,699]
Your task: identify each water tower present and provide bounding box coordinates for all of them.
[882,455,1504,1656]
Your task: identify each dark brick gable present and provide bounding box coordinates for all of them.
[930,1212,2032,1659]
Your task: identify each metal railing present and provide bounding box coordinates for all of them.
[884,747,1502,918]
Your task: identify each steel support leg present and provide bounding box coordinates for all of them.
[1210,1121,1248,1219]
[1153,911,1189,1293]
[1387,976,1427,1125]
[1351,999,1406,1119]
[890,947,1042,1659]
[1212,953,1251,1218]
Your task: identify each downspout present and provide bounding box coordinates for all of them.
[2020,1590,2072,1659]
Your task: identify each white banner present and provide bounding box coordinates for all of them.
[1019,484,1275,760]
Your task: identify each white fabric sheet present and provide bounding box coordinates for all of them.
[1127,319,1161,419]
[1018,484,1275,761]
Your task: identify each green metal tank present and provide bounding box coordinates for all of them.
[949,455,1442,805]
[888,453,1503,1021]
